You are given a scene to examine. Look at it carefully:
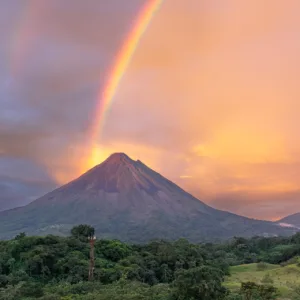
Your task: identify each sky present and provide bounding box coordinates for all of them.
[1,0,300,220]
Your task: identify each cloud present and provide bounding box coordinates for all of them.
[0,157,56,211]
[209,190,300,221]
[1,0,300,219]
[0,175,56,212]
[102,0,300,219]
[0,0,147,181]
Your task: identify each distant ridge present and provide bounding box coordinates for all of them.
[0,153,296,242]
[277,213,300,229]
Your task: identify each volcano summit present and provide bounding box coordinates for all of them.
[0,153,295,242]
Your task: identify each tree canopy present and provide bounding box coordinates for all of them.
[70,225,95,239]
[0,227,299,299]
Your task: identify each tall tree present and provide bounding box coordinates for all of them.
[71,225,95,239]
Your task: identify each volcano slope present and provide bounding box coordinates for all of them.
[0,153,295,242]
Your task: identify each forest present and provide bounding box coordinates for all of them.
[1,225,300,299]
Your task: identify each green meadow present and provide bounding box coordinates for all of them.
[225,262,300,299]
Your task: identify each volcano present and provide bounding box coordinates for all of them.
[0,153,295,242]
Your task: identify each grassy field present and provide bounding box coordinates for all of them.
[225,263,300,299]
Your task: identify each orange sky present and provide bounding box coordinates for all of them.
[94,0,300,220]
[2,0,300,220]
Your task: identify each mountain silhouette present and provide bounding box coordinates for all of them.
[277,213,300,229]
[0,153,295,242]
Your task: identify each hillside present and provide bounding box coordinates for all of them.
[225,263,300,299]
[278,213,300,229]
[0,153,296,242]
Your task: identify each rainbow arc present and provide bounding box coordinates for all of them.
[84,0,163,171]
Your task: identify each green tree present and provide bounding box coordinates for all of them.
[258,284,278,300]
[0,282,23,300]
[14,232,26,240]
[71,225,95,239]
[172,266,227,300]
[19,281,44,297]
[240,282,278,300]
[240,282,261,300]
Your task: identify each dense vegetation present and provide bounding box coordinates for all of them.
[1,226,300,299]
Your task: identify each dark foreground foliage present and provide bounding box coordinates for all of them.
[1,226,300,299]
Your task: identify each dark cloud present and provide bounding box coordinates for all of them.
[0,0,147,205]
[0,2,145,155]
[0,157,56,211]
[0,175,56,211]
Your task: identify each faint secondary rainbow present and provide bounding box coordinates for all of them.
[10,0,44,78]
[84,0,163,170]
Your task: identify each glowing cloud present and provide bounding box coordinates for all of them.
[83,0,163,173]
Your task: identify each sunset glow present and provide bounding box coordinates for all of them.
[83,0,162,173]
[2,0,300,220]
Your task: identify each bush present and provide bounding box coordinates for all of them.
[256,262,268,271]
[261,273,274,285]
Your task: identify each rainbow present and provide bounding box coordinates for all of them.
[85,0,163,170]
[9,0,163,173]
